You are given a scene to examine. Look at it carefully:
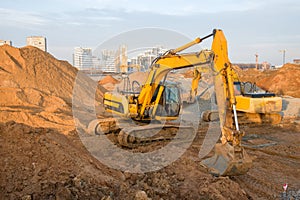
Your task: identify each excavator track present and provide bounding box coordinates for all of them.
[88,118,195,148]
[237,112,282,125]
[117,124,194,148]
[87,118,120,135]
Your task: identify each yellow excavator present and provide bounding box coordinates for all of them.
[89,29,252,176]
[189,62,282,125]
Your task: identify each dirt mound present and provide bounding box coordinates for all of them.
[98,75,120,91]
[98,75,119,85]
[0,121,124,199]
[237,63,300,97]
[237,68,264,83]
[0,121,250,199]
[0,45,106,133]
[257,64,300,97]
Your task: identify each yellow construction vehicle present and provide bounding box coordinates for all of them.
[189,64,282,124]
[89,29,252,176]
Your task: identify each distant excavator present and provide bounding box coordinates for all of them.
[88,29,252,176]
[188,62,282,125]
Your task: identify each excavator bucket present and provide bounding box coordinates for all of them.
[201,143,252,176]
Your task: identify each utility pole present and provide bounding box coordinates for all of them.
[279,50,286,65]
[255,53,259,69]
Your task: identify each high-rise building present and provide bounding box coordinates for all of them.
[0,40,12,46]
[101,49,118,73]
[133,46,167,71]
[99,45,165,73]
[104,55,117,72]
[73,47,93,70]
[26,36,47,51]
[92,56,101,69]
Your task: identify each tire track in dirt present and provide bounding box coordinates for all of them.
[233,173,279,199]
[233,124,300,199]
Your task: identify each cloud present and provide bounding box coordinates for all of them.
[1,0,299,65]
[0,6,123,29]
[0,8,48,27]
[74,0,266,16]
[54,9,123,28]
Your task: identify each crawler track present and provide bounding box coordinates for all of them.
[88,118,195,148]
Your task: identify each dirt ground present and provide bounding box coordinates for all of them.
[1,119,299,199]
[235,122,300,199]
[1,45,300,199]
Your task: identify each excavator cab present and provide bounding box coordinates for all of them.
[240,81,276,97]
[154,82,181,118]
[233,81,243,95]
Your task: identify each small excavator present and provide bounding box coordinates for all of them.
[188,63,282,125]
[88,29,252,176]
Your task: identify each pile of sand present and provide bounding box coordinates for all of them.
[98,75,120,91]
[236,68,263,83]
[237,63,300,97]
[257,64,300,97]
[0,45,106,133]
[0,121,124,199]
[98,75,119,85]
[0,121,249,199]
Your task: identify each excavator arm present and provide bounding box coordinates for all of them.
[198,30,252,175]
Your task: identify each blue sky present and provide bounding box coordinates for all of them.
[0,0,299,66]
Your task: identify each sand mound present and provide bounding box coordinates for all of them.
[237,63,300,97]
[0,121,124,199]
[98,75,120,91]
[237,68,263,83]
[0,121,250,199]
[257,64,300,97]
[98,75,119,85]
[0,45,106,133]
